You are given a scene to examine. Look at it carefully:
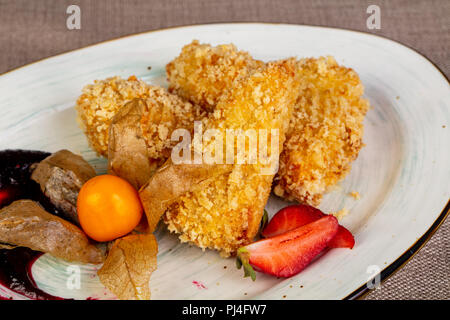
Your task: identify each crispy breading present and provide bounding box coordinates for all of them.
[76,76,150,157]
[139,92,205,160]
[149,59,301,256]
[166,44,369,206]
[166,40,264,111]
[75,76,204,159]
[274,57,370,205]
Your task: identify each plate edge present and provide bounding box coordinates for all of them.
[345,198,450,300]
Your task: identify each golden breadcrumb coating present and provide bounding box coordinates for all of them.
[273,57,370,205]
[164,60,301,256]
[76,76,150,157]
[75,75,204,159]
[166,44,369,206]
[331,208,349,220]
[139,89,206,160]
[350,191,361,200]
[166,40,264,111]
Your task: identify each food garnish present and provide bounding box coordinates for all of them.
[0,199,104,264]
[327,226,355,249]
[259,209,269,236]
[237,216,339,279]
[108,99,158,190]
[139,161,230,233]
[31,149,96,225]
[98,233,158,300]
[262,204,355,249]
[77,174,143,242]
[0,247,66,300]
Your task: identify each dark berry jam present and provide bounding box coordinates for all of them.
[0,149,65,300]
[0,248,63,300]
[0,149,61,215]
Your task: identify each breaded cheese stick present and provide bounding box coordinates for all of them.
[273,57,370,205]
[166,43,369,206]
[140,59,300,256]
[166,40,264,111]
[75,76,204,158]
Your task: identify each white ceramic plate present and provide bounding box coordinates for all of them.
[0,23,449,300]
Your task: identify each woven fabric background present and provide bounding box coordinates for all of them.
[0,0,448,300]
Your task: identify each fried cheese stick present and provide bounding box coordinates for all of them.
[166,42,369,206]
[166,40,264,111]
[75,76,204,159]
[140,59,301,256]
[274,57,370,205]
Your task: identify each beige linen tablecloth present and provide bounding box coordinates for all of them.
[0,0,448,300]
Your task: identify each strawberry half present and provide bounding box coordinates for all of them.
[328,226,355,249]
[261,205,323,238]
[237,216,339,279]
[262,204,355,249]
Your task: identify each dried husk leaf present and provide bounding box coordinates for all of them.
[0,200,104,264]
[108,99,160,190]
[31,149,96,225]
[0,242,16,250]
[98,233,158,300]
[139,159,230,232]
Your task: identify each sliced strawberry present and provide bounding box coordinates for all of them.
[328,225,355,249]
[261,204,323,238]
[262,204,355,249]
[237,216,338,279]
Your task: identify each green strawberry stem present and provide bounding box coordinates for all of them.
[236,247,256,281]
[259,209,269,235]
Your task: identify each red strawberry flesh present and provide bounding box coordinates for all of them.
[242,215,339,278]
[328,225,355,249]
[262,204,355,249]
[261,204,324,238]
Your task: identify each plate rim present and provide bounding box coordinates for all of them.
[1,22,449,300]
[346,200,450,299]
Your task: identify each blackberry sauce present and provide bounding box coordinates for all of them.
[0,149,64,300]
